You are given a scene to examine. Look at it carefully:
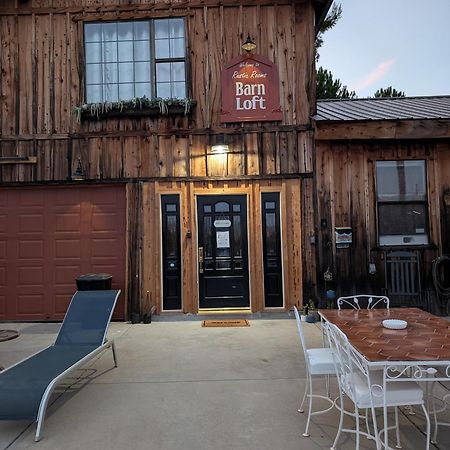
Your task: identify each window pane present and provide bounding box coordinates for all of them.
[103,63,118,83]
[85,24,101,42]
[118,41,133,61]
[86,85,102,103]
[135,62,150,82]
[156,63,171,82]
[119,83,134,100]
[215,202,230,213]
[119,63,134,83]
[172,62,185,81]
[157,82,171,98]
[166,216,177,257]
[102,23,117,41]
[264,212,277,256]
[103,42,117,62]
[376,160,426,202]
[155,19,169,39]
[86,63,102,84]
[378,203,428,236]
[135,83,151,98]
[172,82,186,99]
[85,42,102,63]
[233,216,242,257]
[169,18,184,38]
[134,21,149,40]
[104,84,118,102]
[134,40,150,61]
[117,23,133,40]
[171,38,185,58]
[155,39,170,59]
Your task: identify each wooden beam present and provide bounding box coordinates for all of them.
[0,156,37,164]
[315,119,450,141]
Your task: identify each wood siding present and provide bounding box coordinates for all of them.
[0,1,315,183]
[313,138,450,298]
[139,179,303,315]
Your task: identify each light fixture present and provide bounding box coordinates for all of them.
[210,134,229,154]
[71,158,85,181]
[241,34,257,53]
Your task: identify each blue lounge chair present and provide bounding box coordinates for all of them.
[0,289,121,441]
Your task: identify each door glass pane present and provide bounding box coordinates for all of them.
[216,230,230,257]
[232,204,241,212]
[233,216,242,257]
[203,205,212,213]
[166,204,176,213]
[203,217,212,257]
[265,212,277,256]
[166,216,177,257]
[215,202,230,213]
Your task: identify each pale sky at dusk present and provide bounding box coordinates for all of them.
[318,0,450,98]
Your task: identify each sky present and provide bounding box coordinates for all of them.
[318,0,450,98]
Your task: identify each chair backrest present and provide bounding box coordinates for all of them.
[293,306,309,365]
[337,294,390,310]
[384,250,422,306]
[324,322,371,403]
[55,290,120,347]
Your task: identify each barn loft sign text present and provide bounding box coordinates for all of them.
[220,54,282,123]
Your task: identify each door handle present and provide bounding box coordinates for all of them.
[198,247,204,274]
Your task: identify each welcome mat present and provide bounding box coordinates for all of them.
[202,319,250,328]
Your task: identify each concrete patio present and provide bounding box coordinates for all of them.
[0,316,449,450]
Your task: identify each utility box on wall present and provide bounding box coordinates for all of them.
[335,227,352,249]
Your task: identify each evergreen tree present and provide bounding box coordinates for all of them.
[317,67,356,99]
[373,86,406,98]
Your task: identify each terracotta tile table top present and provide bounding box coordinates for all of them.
[319,308,450,363]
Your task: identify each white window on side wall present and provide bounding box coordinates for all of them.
[376,160,429,246]
[84,18,186,103]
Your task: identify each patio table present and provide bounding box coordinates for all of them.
[318,307,450,444]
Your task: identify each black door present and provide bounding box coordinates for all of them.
[197,195,249,309]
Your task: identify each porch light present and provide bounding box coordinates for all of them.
[211,134,229,154]
[242,34,256,53]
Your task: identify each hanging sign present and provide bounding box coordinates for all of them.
[220,53,282,123]
[214,219,231,228]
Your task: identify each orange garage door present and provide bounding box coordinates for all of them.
[0,185,126,321]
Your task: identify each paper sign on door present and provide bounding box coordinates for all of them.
[216,231,230,248]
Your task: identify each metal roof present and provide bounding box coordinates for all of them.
[315,96,450,122]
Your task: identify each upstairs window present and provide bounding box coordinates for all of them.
[84,18,186,103]
[376,160,429,246]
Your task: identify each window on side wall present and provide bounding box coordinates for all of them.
[84,18,186,103]
[376,160,429,246]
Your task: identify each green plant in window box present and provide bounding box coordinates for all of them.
[73,96,194,122]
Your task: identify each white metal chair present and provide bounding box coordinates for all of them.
[337,294,390,310]
[325,322,430,450]
[293,306,335,437]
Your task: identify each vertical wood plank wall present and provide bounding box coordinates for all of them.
[0,0,316,314]
[314,139,450,297]
[141,179,303,314]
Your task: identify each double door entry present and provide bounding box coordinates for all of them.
[197,195,249,309]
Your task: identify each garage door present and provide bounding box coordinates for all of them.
[0,186,126,321]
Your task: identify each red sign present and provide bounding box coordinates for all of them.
[220,53,282,123]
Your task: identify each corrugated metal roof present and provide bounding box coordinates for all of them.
[314,96,450,122]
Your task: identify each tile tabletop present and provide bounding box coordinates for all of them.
[319,308,450,363]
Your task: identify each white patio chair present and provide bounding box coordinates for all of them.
[325,322,430,450]
[337,294,390,310]
[293,306,335,438]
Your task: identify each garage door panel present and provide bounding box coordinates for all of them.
[19,214,45,233]
[0,186,126,321]
[55,212,81,232]
[17,294,44,315]
[18,240,44,258]
[55,239,81,258]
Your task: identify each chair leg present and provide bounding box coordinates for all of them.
[303,374,313,437]
[370,404,381,450]
[384,404,389,450]
[421,403,431,450]
[394,406,402,448]
[355,406,361,450]
[331,391,344,450]
[111,341,118,368]
[298,373,309,414]
[430,382,439,444]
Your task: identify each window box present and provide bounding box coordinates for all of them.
[74,97,195,121]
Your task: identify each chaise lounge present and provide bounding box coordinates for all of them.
[0,289,121,441]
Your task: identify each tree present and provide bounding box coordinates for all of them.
[316,67,356,100]
[315,3,342,62]
[373,87,406,98]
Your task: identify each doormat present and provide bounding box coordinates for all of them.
[202,319,250,328]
